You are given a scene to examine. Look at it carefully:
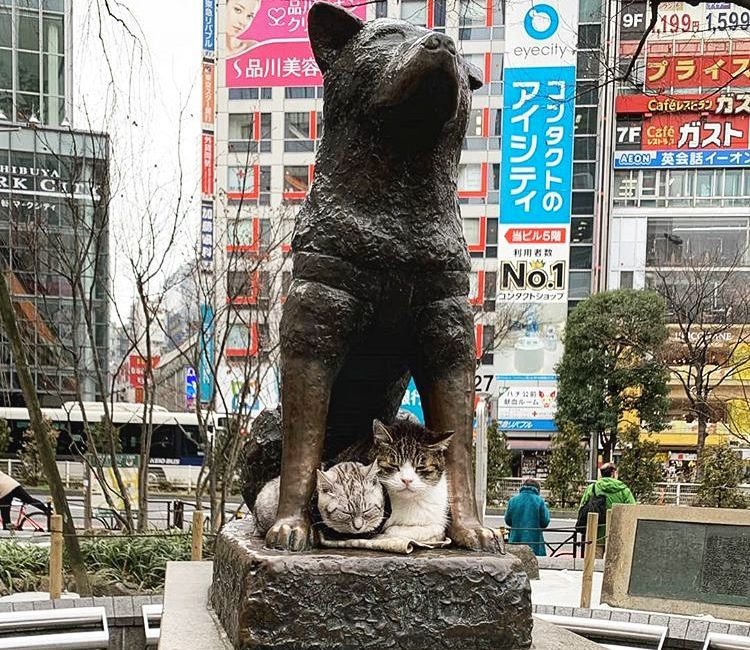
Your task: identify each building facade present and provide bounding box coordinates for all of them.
[0,0,110,407]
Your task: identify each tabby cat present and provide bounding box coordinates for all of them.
[253,461,388,538]
[372,418,453,543]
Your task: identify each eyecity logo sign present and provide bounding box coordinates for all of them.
[524,4,559,40]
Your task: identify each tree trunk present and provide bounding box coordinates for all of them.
[0,272,91,595]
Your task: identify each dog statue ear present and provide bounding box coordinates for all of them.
[465,62,483,91]
[308,3,364,73]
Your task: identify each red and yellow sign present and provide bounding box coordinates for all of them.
[616,93,750,115]
[641,113,750,150]
[201,133,214,198]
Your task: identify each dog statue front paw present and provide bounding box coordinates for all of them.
[265,513,314,551]
[449,518,504,553]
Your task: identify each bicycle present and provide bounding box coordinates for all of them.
[11,504,49,532]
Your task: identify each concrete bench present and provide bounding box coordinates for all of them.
[142,603,162,647]
[0,606,109,649]
[536,614,667,650]
[703,633,750,650]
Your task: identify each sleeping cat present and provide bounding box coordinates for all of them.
[371,418,453,543]
[253,461,388,538]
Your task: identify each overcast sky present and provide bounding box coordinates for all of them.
[72,0,203,315]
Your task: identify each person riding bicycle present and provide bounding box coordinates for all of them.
[0,469,51,530]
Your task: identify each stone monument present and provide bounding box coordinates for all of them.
[211,5,535,648]
[603,504,750,622]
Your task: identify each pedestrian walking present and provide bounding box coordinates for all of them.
[577,462,635,557]
[0,469,50,530]
[504,477,551,556]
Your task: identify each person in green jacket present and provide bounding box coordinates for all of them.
[504,478,551,556]
[579,463,635,557]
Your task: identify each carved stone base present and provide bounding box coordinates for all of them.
[211,518,533,650]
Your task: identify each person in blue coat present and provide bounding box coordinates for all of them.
[504,477,551,556]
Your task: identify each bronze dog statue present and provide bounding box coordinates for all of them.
[267,3,500,553]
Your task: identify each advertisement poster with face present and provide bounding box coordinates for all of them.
[223,0,367,87]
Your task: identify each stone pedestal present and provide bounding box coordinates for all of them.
[211,518,533,650]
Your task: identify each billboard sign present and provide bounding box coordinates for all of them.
[201,203,214,265]
[203,0,216,54]
[497,0,577,431]
[646,48,750,91]
[614,148,750,168]
[199,304,215,404]
[223,0,367,88]
[202,62,215,128]
[201,132,215,198]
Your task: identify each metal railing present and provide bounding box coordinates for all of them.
[487,477,750,508]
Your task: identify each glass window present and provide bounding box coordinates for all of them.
[227,323,250,350]
[43,13,63,54]
[572,191,594,215]
[569,271,591,299]
[491,163,500,190]
[228,219,257,247]
[578,24,601,49]
[620,271,634,289]
[229,88,258,100]
[569,245,592,270]
[574,135,596,160]
[491,53,502,81]
[463,218,480,244]
[229,113,253,141]
[492,0,504,25]
[575,107,597,135]
[458,163,482,191]
[0,49,10,89]
[285,86,316,99]
[459,0,485,26]
[284,166,309,194]
[433,0,446,27]
[573,162,595,189]
[466,109,482,137]
[375,0,387,18]
[400,0,426,26]
[579,0,601,22]
[576,51,599,78]
[17,51,40,93]
[696,170,714,197]
[42,53,63,95]
[724,169,743,197]
[285,112,310,139]
[0,9,11,48]
[228,166,256,194]
[571,217,593,243]
[16,92,39,120]
[18,11,40,51]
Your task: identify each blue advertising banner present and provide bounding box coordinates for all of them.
[614,148,750,169]
[203,0,215,55]
[199,304,215,404]
[494,1,578,435]
[399,378,425,424]
[500,64,576,226]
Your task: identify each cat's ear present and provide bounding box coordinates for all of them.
[317,469,334,494]
[364,461,380,482]
[372,419,393,446]
[426,430,455,452]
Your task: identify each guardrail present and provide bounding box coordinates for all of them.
[487,477,750,507]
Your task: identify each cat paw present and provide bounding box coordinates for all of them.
[265,514,313,551]
[449,520,504,553]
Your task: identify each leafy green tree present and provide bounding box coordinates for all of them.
[697,443,747,509]
[556,289,670,466]
[545,421,587,508]
[486,420,513,488]
[18,423,60,486]
[617,425,662,502]
[0,418,9,454]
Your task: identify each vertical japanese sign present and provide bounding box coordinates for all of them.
[495,1,577,432]
[199,304,215,404]
[223,0,367,88]
[202,63,215,128]
[203,0,216,54]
